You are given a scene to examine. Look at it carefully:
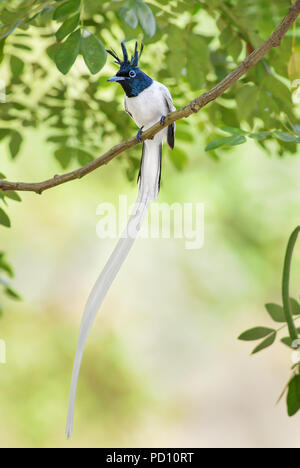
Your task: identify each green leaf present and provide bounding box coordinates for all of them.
[136,0,156,37]
[75,148,94,165]
[290,297,300,316]
[57,147,93,166]
[0,192,6,204]
[47,135,70,144]
[166,25,186,79]
[56,13,80,41]
[219,26,233,47]
[236,84,258,121]
[263,75,291,105]
[251,332,276,355]
[9,130,22,158]
[205,137,230,151]
[54,147,74,169]
[287,375,300,417]
[249,132,271,141]
[281,336,294,348]
[228,36,243,61]
[4,191,21,202]
[293,125,300,136]
[0,255,13,277]
[238,327,275,341]
[46,43,60,62]
[54,29,81,74]
[186,33,209,90]
[0,20,22,41]
[5,286,21,301]
[53,0,81,21]
[0,38,5,64]
[0,129,11,141]
[274,131,300,143]
[169,147,188,171]
[205,135,246,151]
[10,55,24,77]
[220,126,248,135]
[265,303,286,323]
[0,207,10,228]
[80,30,107,74]
[119,2,138,29]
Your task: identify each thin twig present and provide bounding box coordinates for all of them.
[1,0,300,194]
[281,226,300,341]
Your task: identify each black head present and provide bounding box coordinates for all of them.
[107,41,152,98]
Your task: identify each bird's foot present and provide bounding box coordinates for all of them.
[136,126,144,143]
[160,115,166,125]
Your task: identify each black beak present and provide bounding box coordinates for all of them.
[107,75,126,82]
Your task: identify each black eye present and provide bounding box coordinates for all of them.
[129,70,136,78]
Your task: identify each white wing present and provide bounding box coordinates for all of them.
[157,82,176,149]
[158,82,176,113]
[124,97,133,118]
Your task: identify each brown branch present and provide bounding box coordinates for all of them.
[1,0,300,194]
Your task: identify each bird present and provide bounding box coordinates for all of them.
[65,41,175,439]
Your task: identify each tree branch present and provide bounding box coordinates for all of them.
[1,0,300,194]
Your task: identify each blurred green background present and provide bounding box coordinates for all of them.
[1,0,300,449]
[1,126,300,448]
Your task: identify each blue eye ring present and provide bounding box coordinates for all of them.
[129,70,136,78]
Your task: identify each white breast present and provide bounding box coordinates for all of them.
[125,81,169,130]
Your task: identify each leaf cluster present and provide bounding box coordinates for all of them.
[239,227,300,417]
[0,251,21,317]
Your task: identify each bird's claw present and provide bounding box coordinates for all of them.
[136,126,144,143]
[160,115,166,125]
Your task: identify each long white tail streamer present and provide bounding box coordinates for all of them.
[66,138,162,438]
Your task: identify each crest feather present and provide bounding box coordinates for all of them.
[107,41,144,68]
[121,41,129,63]
[106,48,121,64]
[130,42,138,67]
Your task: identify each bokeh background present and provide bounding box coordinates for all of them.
[1,127,300,448]
[1,0,300,449]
